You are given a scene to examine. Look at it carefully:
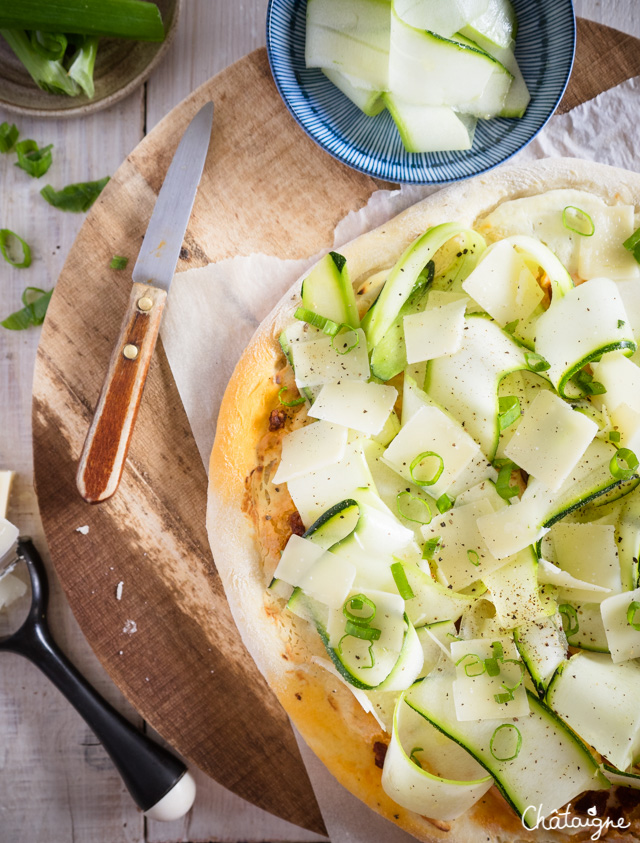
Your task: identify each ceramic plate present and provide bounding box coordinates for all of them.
[0,0,180,118]
[266,0,576,184]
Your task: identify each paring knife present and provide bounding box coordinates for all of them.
[77,101,214,504]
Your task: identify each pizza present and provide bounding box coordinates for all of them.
[207,158,640,841]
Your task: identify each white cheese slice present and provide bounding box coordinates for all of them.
[298,551,356,609]
[326,589,406,653]
[292,329,370,387]
[0,517,19,565]
[382,404,479,499]
[273,534,326,586]
[552,523,621,597]
[616,278,640,340]
[592,351,640,415]
[0,470,15,520]
[451,637,529,721]
[483,548,548,628]
[537,558,611,602]
[476,495,546,560]
[403,295,468,363]
[609,402,640,453]
[308,381,397,435]
[535,277,633,392]
[287,441,377,528]
[547,652,640,771]
[503,390,597,492]
[601,586,640,664]
[475,189,614,277]
[421,499,506,590]
[454,479,506,511]
[462,241,544,326]
[578,204,640,280]
[273,421,348,484]
[0,572,27,610]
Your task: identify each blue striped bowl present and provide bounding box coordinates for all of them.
[266,0,576,184]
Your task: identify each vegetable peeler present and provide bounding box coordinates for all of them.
[0,537,196,821]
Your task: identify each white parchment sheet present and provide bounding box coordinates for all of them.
[160,76,640,842]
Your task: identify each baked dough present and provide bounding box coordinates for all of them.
[207,158,640,842]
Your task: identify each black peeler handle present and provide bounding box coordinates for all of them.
[0,539,196,820]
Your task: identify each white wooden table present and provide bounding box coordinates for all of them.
[0,2,638,841]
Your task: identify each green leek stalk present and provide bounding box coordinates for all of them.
[67,36,99,98]
[0,0,165,41]
[0,29,79,96]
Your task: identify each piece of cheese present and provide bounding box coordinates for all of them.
[308,380,397,435]
[273,421,348,484]
[593,351,640,415]
[292,329,370,387]
[578,204,640,280]
[382,404,479,499]
[421,499,507,590]
[462,241,544,326]
[552,523,621,598]
[503,390,598,492]
[403,294,468,363]
[601,587,640,664]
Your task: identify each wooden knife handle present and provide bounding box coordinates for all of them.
[76,282,167,503]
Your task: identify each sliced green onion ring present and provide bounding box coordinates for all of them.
[110,255,128,270]
[618,320,626,329]
[495,460,520,501]
[422,537,442,560]
[331,325,360,355]
[498,396,521,430]
[345,621,382,641]
[294,306,341,337]
[524,351,551,373]
[572,369,606,396]
[467,549,480,567]
[391,561,415,600]
[490,724,522,761]
[396,491,432,525]
[609,430,621,443]
[455,652,485,678]
[410,452,444,487]
[436,493,453,513]
[559,603,579,637]
[0,228,31,268]
[562,206,595,237]
[627,601,640,631]
[610,448,640,481]
[278,386,305,407]
[343,594,376,625]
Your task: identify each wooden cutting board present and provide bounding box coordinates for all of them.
[32,20,640,836]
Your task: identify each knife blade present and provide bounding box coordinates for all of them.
[76,101,214,504]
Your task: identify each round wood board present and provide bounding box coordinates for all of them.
[32,48,386,836]
[32,22,640,835]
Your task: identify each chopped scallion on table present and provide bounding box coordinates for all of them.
[40,176,110,212]
[15,139,53,178]
[110,255,129,271]
[0,122,19,153]
[2,287,52,330]
[0,229,32,268]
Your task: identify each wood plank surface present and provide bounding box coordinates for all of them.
[1,2,639,842]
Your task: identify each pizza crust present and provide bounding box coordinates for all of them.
[207,158,640,842]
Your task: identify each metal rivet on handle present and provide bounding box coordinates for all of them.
[123,344,139,360]
[138,296,154,312]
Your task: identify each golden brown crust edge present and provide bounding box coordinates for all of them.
[207,158,640,843]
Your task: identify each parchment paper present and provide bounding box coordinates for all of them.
[160,76,640,841]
